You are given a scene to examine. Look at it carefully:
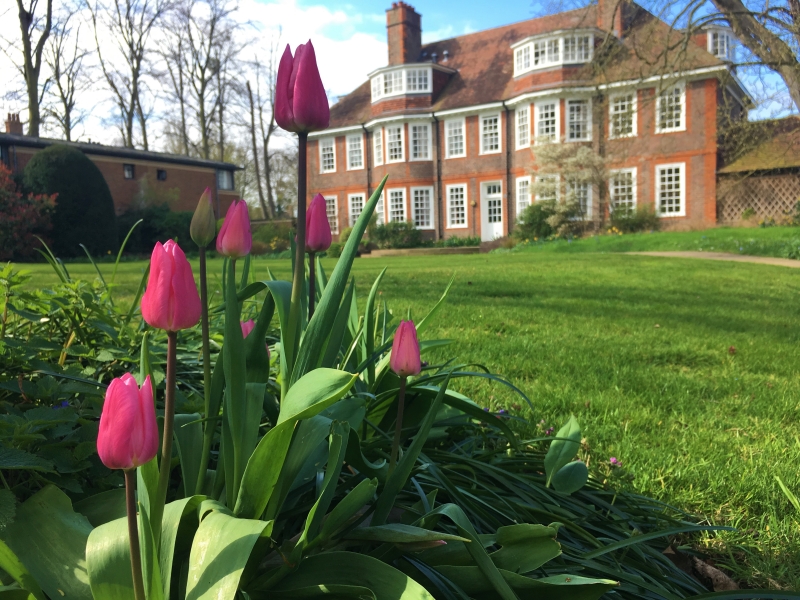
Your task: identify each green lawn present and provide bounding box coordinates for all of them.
[14,250,800,588]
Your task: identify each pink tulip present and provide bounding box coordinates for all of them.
[216,199,252,259]
[97,374,159,470]
[391,320,421,378]
[141,240,202,331]
[275,41,330,133]
[242,319,270,356]
[306,194,332,253]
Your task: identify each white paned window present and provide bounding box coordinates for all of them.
[610,93,636,138]
[319,138,335,173]
[516,176,531,214]
[567,179,591,217]
[446,119,466,158]
[516,105,530,149]
[410,123,431,160]
[656,83,685,132]
[708,30,734,61]
[388,188,406,222]
[324,195,338,234]
[373,128,383,166]
[567,99,591,141]
[386,125,404,163]
[406,69,430,91]
[564,35,593,62]
[515,34,593,75]
[609,169,636,211]
[533,41,545,66]
[480,114,501,154]
[656,163,686,217]
[383,70,403,95]
[376,193,385,225]
[535,175,559,202]
[371,75,383,101]
[536,102,558,142]
[412,187,434,229]
[515,45,531,72]
[347,134,363,170]
[348,193,365,226]
[547,39,560,62]
[446,184,467,228]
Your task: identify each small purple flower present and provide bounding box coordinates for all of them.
[545,427,555,436]
[53,400,69,409]
[609,457,620,467]
[498,409,507,415]
[483,407,489,412]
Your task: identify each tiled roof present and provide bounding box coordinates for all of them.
[719,118,800,173]
[329,2,727,128]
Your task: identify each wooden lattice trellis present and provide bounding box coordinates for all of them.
[717,172,800,223]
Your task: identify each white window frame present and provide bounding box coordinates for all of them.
[386,187,407,223]
[446,183,468,229]
[376,192,386,225]
[566,178,592,218]
[566,98,592,142]
[346,134,364,170]
[319,138,336,173]
[410,122,432,161]
[513,34,594,76]
[609,92,637,139]
[516,104,530,150]
[608,168,637,212]
[411,186,435,230]
[516,176,532,214]
[655,162,686,218]
[371,75,383,101]
[535,174,560,202]
[406,68,430,92]
[323,195,339,235]
[707,29,735,61]
[445,118,466,159]
[535,100,560,143]
[370,67,432,102]
[348,193,366,226]
[479,113,502,155]
[385,124,405,164]
[373,128,383,166]
[655,81,686,133]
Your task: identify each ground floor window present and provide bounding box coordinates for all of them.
[656,163,685,217]
[447,184,467,228]
[412,187,434,229]
[388,188,406,222]
[324,195,338,234]
[567,179,591,217]
[609,169,636,212]
[348,193,365,226]
[516,177,531,215]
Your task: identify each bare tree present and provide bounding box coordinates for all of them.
[157,23,190,154]
[246,80,269,218]
[87,0,170,148]
[44,11,92,141]
[14,0,53,136]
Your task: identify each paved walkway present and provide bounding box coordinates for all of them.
[626,251,800,269]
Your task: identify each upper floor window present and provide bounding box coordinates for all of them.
[217,169,234,190]
[446,118,466,158]
[386,125,404,163]
[347,134,363,170]
[157,169,167,181]
[480,114,501,154]
[410,123,431,160]
[514,32,594,76]
[373,128,383,166]
[708,29,735,61]
[319,138,336,173]
[516,105,530,149]
[656,83,685,133]
[610,93,636,138]
[536,101,558,143]
[123,164,135,179]
[371,66,432,101]
[567,99,591,141]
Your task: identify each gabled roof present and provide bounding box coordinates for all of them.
[719,117,800,173]
[329,2,733,129]
[0,133,240,171]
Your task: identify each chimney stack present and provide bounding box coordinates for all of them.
[386,2,422,65]
[4,113,22,135]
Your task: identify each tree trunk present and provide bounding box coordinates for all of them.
[258,98,277,218]
[16,0,53,136]
[247,81,269,219]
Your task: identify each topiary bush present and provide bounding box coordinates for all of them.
[23,145,118,257]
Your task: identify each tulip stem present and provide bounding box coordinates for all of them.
[152,330,177,544]
[195,247,212,497]
[287,132,308,382]
[308,252,316,321]
[388,376,407,475]
[124,469,146,600]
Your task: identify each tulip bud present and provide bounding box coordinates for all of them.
[306,193,332,253]
[97,374,159,470]
[216,199,252,259]
[275,41,330,133]
[141,240,202,331]
[390,320,421,378]
[242,319,270,357]
[190,187,217,248]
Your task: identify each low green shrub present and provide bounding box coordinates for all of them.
[117,204,193,254]
[0,164,56,261]
[371,221,422,249]
[435,235,481,247]
[515,201,556,242]
[609,205,661,233]
[326,242,344,258]
[251,220,293,252]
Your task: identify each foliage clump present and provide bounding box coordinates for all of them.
[117,204,194,254]
[0,164,56,261]
[371,221,422,249]
[609,205,661,233]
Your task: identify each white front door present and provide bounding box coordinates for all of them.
[480,182,504,241]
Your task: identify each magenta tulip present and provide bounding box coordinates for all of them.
[216,199,252,259]
[97,374,159,470]
[141,240,202,332]
[306,194,332,253]
[391,320,421,378]
[275,41,330,133]
[241,319,256,338]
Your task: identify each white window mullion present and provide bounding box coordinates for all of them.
[656,82,686,133]
[480,113,501,154]
[516,105,530,149]
[386,125,405,163]
[324,195,339,235]
[446,184,468,228]
[516,176,531,214]
[609,168,637,212]
[411,186,434,229]
[387,188,406,222]
[346,134,363,170]
[445,118,466,158]
[319,138,336,173]
[656,163,686,217]
[348,193,365,226]
[373,128,383,166]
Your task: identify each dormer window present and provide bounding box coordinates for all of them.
[707,28,735,61]
[513,31,594,76]
[370,66,432,102]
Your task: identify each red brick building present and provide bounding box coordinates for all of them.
[1,115,239,218]
[307,1,750,241]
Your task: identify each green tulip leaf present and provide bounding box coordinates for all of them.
[344,524,470,544]
[320,278,356,369]
[74,489,127,527]
[316,477,377,544]
[0,539,44,600]
[265,584,376,599]
[489,524,561,573]
[551,460,589,495]
[174,413,204,499]
[544,416,582,487]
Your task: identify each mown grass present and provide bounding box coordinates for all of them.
[14,251,800,589]
[511,225,800,259]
